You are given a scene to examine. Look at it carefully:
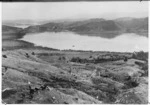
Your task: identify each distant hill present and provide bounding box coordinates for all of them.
[115,17,148,33]
[3,17,148,38]
[2,25,23,33]
[2,20,51,28]
[67,19,121,32]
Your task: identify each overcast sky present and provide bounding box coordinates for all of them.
[2,1,148,21]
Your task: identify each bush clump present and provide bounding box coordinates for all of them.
[132,51,148,62]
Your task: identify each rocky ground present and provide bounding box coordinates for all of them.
[2,25,148,104]
[2,48,148,104]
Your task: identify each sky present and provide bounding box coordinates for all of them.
[2,1,148,21]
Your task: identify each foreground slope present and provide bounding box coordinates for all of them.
[2,49,148,104]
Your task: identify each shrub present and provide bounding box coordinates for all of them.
[132,51,148,61]
[124,57,128,62]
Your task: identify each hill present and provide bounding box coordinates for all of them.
[115,17,148,36]
[2,49,148,104]
[2,25,23,34]
[22,17,148,38]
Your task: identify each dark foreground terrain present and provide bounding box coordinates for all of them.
[2,25,148,104]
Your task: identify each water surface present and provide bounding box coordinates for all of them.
[21,32,148,52]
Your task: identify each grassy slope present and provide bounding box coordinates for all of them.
[2,48,148,104]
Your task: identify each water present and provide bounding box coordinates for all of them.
[21,32,148,52]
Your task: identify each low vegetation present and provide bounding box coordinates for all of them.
[70,54,130,64]
[132,51,148,62]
